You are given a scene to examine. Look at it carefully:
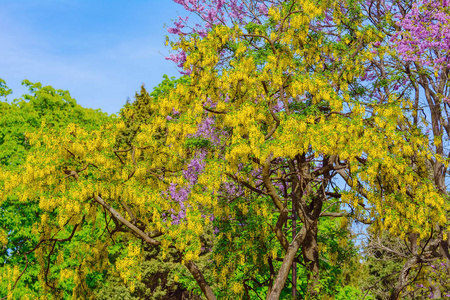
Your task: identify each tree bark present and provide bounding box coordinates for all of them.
[267,226,307,300]
[302,222,320,299]
[94,195,161,246]
[185,260,217,300]
[389,257,418,300]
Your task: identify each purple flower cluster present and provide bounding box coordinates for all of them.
[166,1,273,75]
[391,0,450,71]
[165,51,187,71]
[414,260,450,298]
[166,107,181,121]
[183,150,207,186]
[162,98,227,227]
[164,183,189,225]
[161,147,216,226]
[160,150,204,224]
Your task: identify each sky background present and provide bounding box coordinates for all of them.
[0,0,190,116]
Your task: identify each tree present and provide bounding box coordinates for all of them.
[355,0,450,298]
[164,0,443,298]
[96,76,215,300]
[2,0,448,299]
[0,80,114,299]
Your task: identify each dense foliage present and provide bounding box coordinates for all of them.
[0,80,114,299]
[1,0,450,299]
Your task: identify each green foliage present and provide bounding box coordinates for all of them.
[363,257,403,299]
[3,0,444,297]
[95,241,204,300]
[0,78,12,99]
[114,74,190,149]
[0,80,111,169]
[96,74,214,299]
[185,137,212,149]
[0,80,114,299]
[335,285,375,300]
[149,74,190,99]
[114,85,156,148]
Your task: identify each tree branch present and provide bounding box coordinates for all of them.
[93,194,161,246]
[185,261,217,300]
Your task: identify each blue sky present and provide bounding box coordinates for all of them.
[0,0,191,116]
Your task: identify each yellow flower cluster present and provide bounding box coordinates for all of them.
[115,243,142,289]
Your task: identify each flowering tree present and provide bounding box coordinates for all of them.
[351,0,450,298]
[0,80,114,299]
[392,0,450,73]
[165,0,450,298]
[1,1,449,300]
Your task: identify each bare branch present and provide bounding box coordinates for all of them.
[225,172,268,195]
[185,261,217,300]
[203,105,228,114]
[262,153,285,210]
[120,197,137,224]
[93,194,161,246]
[274,208,290,251]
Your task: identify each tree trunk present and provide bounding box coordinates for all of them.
[267,226,307,300]
[389,257,418,300]
[302,222,320,299]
